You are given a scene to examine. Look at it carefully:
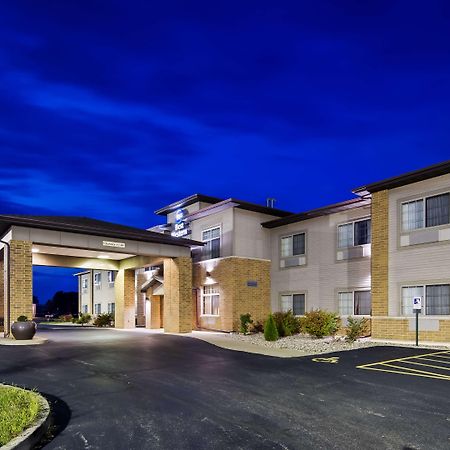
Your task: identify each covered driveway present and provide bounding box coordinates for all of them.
[0,215,201,336]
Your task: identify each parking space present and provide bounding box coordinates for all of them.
[357,350,450,381]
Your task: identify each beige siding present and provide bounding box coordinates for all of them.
[388,173,450,316]
[81,270,116,315]
[270,206,371,313]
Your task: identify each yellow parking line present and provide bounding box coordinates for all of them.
[421,353,450,360]
[417,357,450,365]
[357,350,450,369]
[382,363,450,379]
[359,366,450,381]
[401,360,450,371]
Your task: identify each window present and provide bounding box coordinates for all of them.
[338,290,371,315]
[107,303,115,314]
[202,227,220,260]
[402,284,450,315]
[82,277,88,289]
[280,293,305,315]
[94,272,101,286]
[281,233,305,257]
[338,219,371,248]
[83,304,88,314]
[402,193,450,231]
[94,303,101,314]
[107,271,115,284]
[202,284,219,316]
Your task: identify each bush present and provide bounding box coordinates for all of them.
[272,311,301,337]
[93,313,114,327]
[264,314,279,341]
[302,309,341,338]
[77,313,91,326]
[239,313,253,334]
[16,316,28,322]
[346,316,370,342]
[60,314,73,323]
[251,320,264,333]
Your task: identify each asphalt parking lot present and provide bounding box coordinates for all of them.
[1,326,449,449]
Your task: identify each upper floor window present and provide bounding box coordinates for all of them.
[94,272,101,287]
[338,290,371,315]
[281,233,305,257]
[107,271,115,285]
[82,277,88,290]
[402,193,450,231]
[202,227,220,260]
[280,293,305,316]
[338,218,371,248]
[402,284,450,316]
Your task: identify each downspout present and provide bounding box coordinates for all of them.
[0,240,11,338]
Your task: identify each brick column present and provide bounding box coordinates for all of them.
[163,257,192,333]
[114,268,135,329]
[371,190,389,337]
[9,240,33,324]
[150,295,161,328]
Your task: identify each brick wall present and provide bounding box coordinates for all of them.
[135,272,146,327]
[0,256,4,332]
[151,295,161,328]
[371,190,389,316]
[114,268,135,328]
[193,257,271,332]
[9,240,33,323]
[163,257,192,333]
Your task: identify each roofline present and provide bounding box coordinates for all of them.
[0,215,202,248]
[155,194,223,216]
[353,160,450,196]
[261,198,371,229]
[185,198,293,222]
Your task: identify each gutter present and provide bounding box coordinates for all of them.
[0,239,10,337]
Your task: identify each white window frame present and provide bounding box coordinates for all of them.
[280,293,306,316]
[83,304,88,314]
[337,217,371,249]
[280,232,306,258]
[201,284,220,316]
[201,226,221,260]
[94,303,101,315]
[338,290,372,316]
[401,283,450,316]
[94,272,101,287]
[107,302,115,314]
[401,192,450,232]
[107,271,115,285]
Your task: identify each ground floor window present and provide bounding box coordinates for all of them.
[94,303,101,315]
[402,284,450,315]
[338,290,371,315]
[82,304,88,314]
[280,293,305,315]
[202,284,219,316]
[107,302,115,314]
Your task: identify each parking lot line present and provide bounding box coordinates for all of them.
[357,350,450,381]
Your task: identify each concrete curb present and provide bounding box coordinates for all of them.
[0,385,51,450]
[0,337,48,346]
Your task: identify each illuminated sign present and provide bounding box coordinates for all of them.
[103,240,126,248]
[171,209,191,238]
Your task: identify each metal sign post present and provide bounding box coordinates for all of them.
[413,296,422,346]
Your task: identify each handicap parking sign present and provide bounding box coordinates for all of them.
[413,296,422,310]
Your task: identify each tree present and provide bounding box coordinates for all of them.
[264,314,279,341]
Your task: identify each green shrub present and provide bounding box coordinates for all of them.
[302,309,341,338]
[264,314,279,341]
[272,311,301,337]
[77,313,91,326]
[16,316,28,322]
[93,313,114,327]
[239,313,253,334]
[346,316,369,342]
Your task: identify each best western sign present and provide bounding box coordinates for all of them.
[171,209,191,238]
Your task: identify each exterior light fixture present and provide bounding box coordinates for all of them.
[98,254,110,259]
[31,248,39,253]
[206,271,211,277]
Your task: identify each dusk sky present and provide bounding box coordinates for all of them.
[1,1,450,301]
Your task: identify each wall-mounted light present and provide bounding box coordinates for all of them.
[31,248,39,253]
[206,271,211,277]
[98,254,110,259]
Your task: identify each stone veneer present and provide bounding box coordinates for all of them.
[193,256,271,332]
[114,268,135,328]
[163,257,192,333]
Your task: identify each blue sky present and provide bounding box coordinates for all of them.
[1,1,450,302]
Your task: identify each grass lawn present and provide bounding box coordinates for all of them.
[0,385,41,446]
